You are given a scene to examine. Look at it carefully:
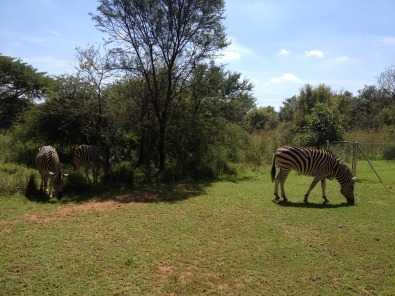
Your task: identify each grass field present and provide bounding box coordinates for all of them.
[1,161,394,295]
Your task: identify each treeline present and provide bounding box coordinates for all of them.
[1,0,395,185]
[247,78,395,145]
[2,52,394,181]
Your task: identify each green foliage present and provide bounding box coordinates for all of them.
[0,163,38,196]
[383,144,395,160]
[278,85,345,147]
[94,0,228,172]
[0,54,51,129]
[300,103,344,147]
[110,161,135,185]
[63,172,91,194]
[245,106,278,131]
[25,174,49,202]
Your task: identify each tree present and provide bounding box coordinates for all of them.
[378,65,395,95]
[0,55,50,129]
[302,103,344,147]
[93,0,227,172]
[246,106,278,131]
[76,45,114,119]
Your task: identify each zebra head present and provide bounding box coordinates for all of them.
[337,163,356,205]
[49,167,68,198]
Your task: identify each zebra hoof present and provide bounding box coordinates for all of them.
[273,194,280,201]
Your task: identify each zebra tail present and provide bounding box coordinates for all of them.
[271,154,276,182]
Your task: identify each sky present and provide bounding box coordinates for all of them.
[1,0,395,109]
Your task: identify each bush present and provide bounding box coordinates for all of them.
[63,172,91,194]
[0,163,39,196]
[25,174,49,202]
[110,161,135,185]
[383,144,395,160]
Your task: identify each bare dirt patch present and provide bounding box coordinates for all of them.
[22,192,161,224]
[24,200,122,224]
[113,192,159,203]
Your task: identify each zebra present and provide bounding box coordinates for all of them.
[35,145,67,198]
[271,146,356,205]
[72,145,104,183]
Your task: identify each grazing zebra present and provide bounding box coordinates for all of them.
[35,145,66,198]
[72,145,103,183]
[271,146,356,205]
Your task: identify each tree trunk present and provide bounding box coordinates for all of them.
[137,128,146,167]
[158,121,167,173]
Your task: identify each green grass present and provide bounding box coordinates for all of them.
[1,161,394,295]
[0,163,38,196]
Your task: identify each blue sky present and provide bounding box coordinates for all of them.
[1,0,394,109]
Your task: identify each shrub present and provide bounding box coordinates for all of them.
[110,161,135,185]
[383,144,395,160]
[63,172,91,194]
[0,163,39,196]
[25,174,49,202]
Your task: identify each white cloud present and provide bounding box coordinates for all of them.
[277,48,290,56]
[305,49,325,59]
[217,38,254,63]
[269,73,302,84]
[382,36,395,45]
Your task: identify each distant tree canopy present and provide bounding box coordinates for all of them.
[0,54,51,129]
[246,106,278,131]
[277,84,345,146]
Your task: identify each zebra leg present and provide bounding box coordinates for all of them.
[44,174,49,194]
[274,172,280,201]
[304,177,320,203]
[39,173,44,192]
[85,167,91,183]
[48,177,53,198]
[279,169,289,202]
[273,167,284,201]
[321,179,329,204]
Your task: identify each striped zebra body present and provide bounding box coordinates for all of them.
[271,146,355,204]
[72,145,102,183]
[35,145,64,198]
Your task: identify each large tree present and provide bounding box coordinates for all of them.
[0,55,50,129]
[93,0,227,172]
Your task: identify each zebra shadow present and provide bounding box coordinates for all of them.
[273,200,354,209]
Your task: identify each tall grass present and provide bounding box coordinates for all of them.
[0,163,39,196]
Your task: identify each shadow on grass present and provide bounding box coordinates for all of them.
[273,200,354,209]
[58,181,210,205]
[219,174,257,183]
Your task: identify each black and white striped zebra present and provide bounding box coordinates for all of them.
[72,145,103,183]
[35,145,66,198]
[271,146,356,204]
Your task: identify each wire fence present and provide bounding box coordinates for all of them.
[327,140,395,186]
[328,141,395,162]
